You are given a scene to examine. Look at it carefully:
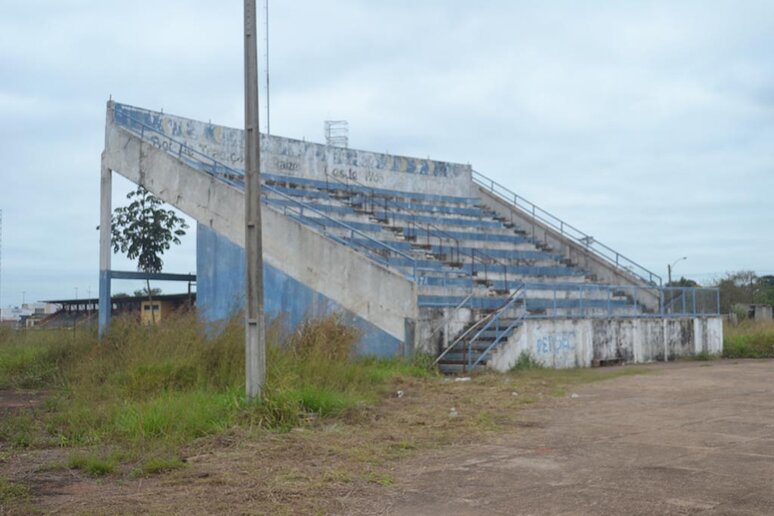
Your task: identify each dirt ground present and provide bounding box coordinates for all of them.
[2,360,773,515]
[362,360,774,515]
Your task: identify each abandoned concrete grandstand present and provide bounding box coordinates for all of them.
[98,101,722,373]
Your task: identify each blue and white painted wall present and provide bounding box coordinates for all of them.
[196,224,404,357]
[105,102,423,358]
[113,103,473,198]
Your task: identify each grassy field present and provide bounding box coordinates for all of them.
[0,315,649,513]
[0,314,430,459]
[723,320,774,358]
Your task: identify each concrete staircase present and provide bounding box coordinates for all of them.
[103,101,669,371]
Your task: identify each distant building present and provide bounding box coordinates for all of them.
[743,304,773,321]
[39,293,195,328]
[0,303,58,328]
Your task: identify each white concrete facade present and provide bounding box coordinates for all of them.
[112,103,474,198]
[488,317,724,371]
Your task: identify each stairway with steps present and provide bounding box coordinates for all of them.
[104,101,717,373]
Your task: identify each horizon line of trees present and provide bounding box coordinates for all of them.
[666,270,774,314]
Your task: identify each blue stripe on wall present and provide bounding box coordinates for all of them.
[196,223,401,357]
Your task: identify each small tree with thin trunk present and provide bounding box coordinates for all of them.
[111,185,188,322]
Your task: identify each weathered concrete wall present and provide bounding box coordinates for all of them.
[196,225,404,356]
[113,103,473,198]
[103,111,418,351]
[488,317,723,371]
[416,306,477,356]
[476,187,660,310]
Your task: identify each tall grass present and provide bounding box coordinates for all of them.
[0,326,94,389]
[0,313,431,453]
[723,320,774,358]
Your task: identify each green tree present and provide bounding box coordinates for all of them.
[712,270,758,313]
[133,287,163,298]
[111,186,188,321]
[666,276,700,288]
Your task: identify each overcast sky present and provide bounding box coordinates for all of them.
[1,0,772,306]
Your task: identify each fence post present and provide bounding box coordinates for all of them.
[660,289,665,316]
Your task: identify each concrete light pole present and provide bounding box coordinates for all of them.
[667,257,687,285]
[244,0,266,400]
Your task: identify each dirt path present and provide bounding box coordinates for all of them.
[358,360,774,515]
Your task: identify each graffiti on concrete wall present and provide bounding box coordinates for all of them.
[112,102,472,196]
[535,331,577,356]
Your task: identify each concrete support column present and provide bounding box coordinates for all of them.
[98,161,112,337]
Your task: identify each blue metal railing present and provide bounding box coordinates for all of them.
[112,106,421,280]
[436,283,719,370]
[466,288,526,370]
[472,170,662,287]
[427,283,720,317]
[316,167,533,292]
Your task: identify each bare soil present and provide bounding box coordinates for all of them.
[2,360,773,515]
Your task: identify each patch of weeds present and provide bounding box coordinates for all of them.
[0,412,40,449]
[509,352,544,371]
[112,390,239,443]
[68,453,116,477]
[321,468,352,483]
[389,440,417,451]
[132,456,186,477]
[476,411,496,430]
[0,476,30,503]
[365,471,395,486]
[34,461,69,473]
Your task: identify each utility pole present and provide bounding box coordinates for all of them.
[264,0,270,136]
[668,256,687,286]
[244,0,265,399]
[0,209,3,315]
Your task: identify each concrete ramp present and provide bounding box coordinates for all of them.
[101,102,418,355]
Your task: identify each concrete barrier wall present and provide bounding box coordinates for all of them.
[104,115,418,352]
[112,102,473,198]
[488,317,723,370]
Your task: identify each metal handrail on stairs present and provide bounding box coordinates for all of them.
[433,285,525,367]
[464,286,525,370]
[470,291,528,369]
[318,169,520,291]
[112,106,421,280]
[472,170,662,287]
